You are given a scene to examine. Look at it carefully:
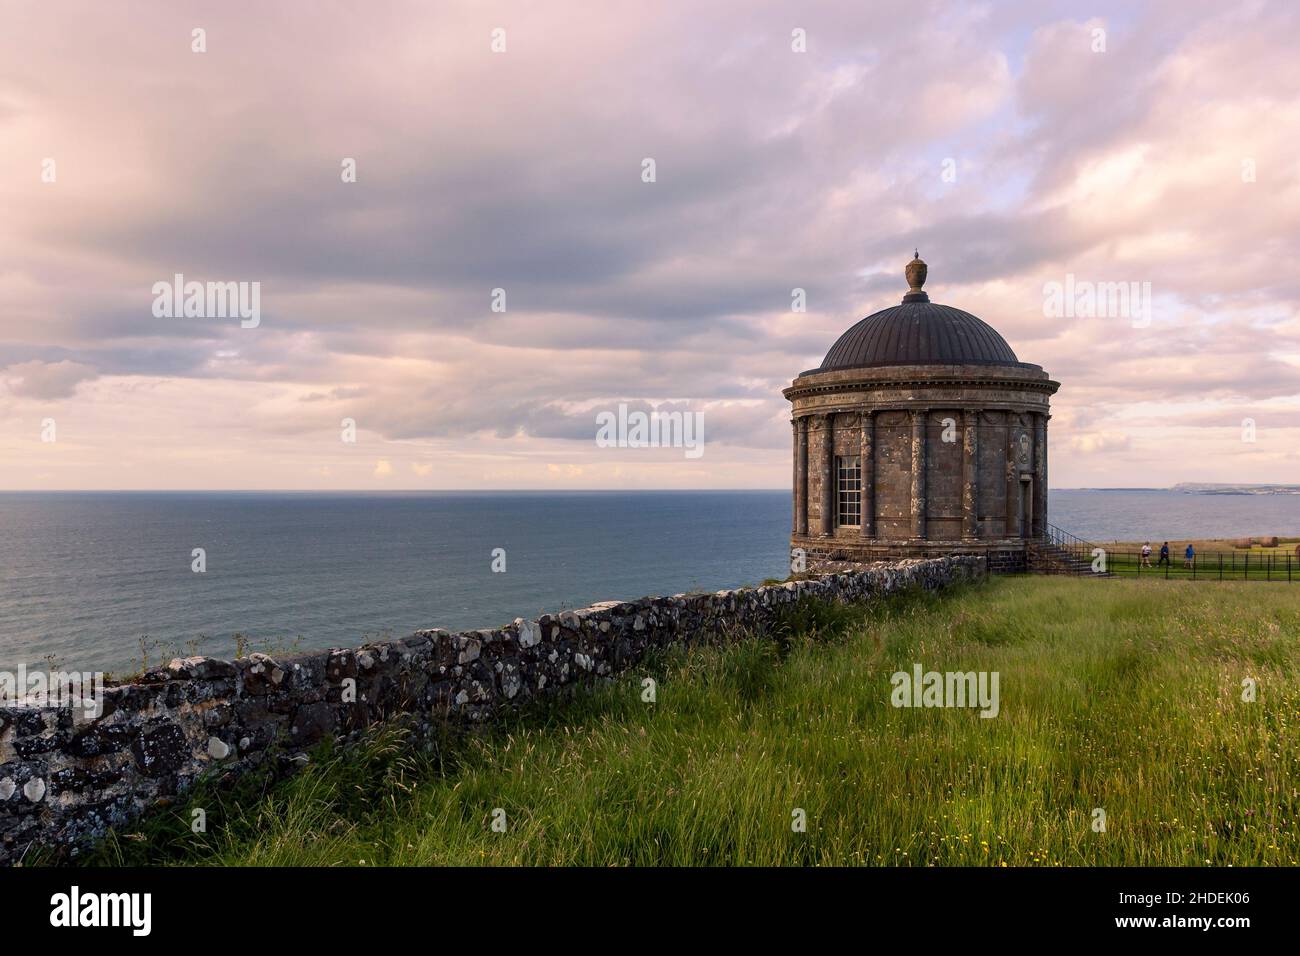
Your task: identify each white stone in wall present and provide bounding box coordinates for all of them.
[516,618,540,648]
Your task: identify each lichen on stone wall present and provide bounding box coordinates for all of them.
[0,555,983,865]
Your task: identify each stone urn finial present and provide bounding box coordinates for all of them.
[905,251,927,293]
[903,251,929,302]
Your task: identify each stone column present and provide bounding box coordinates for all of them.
[795,417,808,535]
[860,411,875,539]
[910,410,926,539]
[820,413,835,536]
[1034,413,1048,538]
[1005,415,1020,537]
[790,419,799,534]
[962,408,979,540]
[1024,477,1034,539]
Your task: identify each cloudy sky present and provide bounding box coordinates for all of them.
[2,0,1297,490]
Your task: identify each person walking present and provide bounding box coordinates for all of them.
[1158,542,1170,567]
[1184,543,1195,569]
[1141,542,1152,567]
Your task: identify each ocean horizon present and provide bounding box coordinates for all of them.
[2,488,1297,674]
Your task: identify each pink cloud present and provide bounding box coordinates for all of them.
[0,1,1298,488]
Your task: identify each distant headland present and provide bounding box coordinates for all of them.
[1055,484,1300,496]
[1172,483,1300,496]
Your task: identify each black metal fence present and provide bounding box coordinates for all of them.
[1042,524,1300,581]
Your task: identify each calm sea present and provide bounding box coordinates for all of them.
[1,489,1297,673]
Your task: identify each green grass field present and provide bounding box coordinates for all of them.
[81,576,1300,867]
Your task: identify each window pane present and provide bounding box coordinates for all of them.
[837,455,861,526]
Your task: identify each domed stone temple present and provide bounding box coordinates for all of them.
[784,255,1059,572]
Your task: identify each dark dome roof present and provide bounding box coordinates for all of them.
[820,300,1020,370]
[818,254,1021,370]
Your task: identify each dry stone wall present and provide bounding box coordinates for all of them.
[0,555,982,864]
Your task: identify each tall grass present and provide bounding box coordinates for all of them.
[81,577,1299,867]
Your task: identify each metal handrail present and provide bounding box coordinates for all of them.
[1042,522,1098,554]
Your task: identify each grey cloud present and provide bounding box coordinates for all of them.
[3,360,99,399]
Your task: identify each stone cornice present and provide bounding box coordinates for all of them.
[791,405,1054,419]
[782,363,1059,402]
